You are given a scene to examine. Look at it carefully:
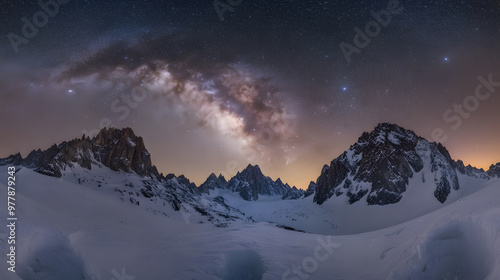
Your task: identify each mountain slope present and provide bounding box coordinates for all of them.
[0,128,252,228]
[0,124,499,279]
[312,123,490,206]
[487,163,500,178]
[0,127,159,178]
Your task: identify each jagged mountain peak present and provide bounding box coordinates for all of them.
[207,173,218,181]
[237,164,264,177]
[198,164,303,201]
[217,174,227,181]
[321,164,329,173]
[94,127,140,146]
[177,174,195,186]
[205,172,228,183]
[357,122,420,148]
[1,127,159,178]
[199,172,229,194]
[312,123,466,206]
[229,164,303,201]
[304,181,318,198]
[0,153,22,166]
[375,122,409,131]
[488,163,500,178]
[454,160,488,179]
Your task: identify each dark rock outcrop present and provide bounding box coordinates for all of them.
[312,123,463,206]
[304,181,318,198]
[205,164,303,201]
[454,160,488,179]
[1,127,159,178]
[430,143,460,203]
[487,163,500,178]
[282,185,304,200]
[199,173,228,194]
[0,153,23,166]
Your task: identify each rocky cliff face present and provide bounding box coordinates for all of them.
[282,185,304,200]
[199,173,228,194]
[304,181,318,198]
[427,141,460,203]
[1,127,302,203]
[487,163,500,178]
[1,127,159,178]
[312,123,463,205]
[3,124,494,210]
[0,127,251,226]
[92,127,158,177]
[454,160,488,179]
[227,164,303,201]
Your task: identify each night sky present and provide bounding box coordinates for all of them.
[1,0,499,188]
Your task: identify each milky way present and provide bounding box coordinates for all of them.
[1,0,499,187]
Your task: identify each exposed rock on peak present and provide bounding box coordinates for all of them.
[312,123,463,205]
[1,127,159,178]
[199,173,228,194]
[92,127,158,177]
[454,160,488,179]
[282,186,304,200]
[0,153,23,166]
[487,163,500,178]
[304,181,318,198]
[199,164,303,201]
[237,164,265,178]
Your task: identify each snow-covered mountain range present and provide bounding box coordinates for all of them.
[200,164,304,201]
[0,127,305,228]
[308,123,499,206]
[0,127,159,178]
[1,124,499,227]
[1,124,499,279]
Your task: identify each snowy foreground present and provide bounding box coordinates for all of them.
[1,168,500,279]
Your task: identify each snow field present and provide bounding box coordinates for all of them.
[0,168,499,279]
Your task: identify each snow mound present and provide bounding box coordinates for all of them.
[223,249,265,280]
[17,229,86,280]
[388,208,500,280]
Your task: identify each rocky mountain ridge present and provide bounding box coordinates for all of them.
[199,164,304,200]
[0,127,302,203]
[307,123,498,206]
[1,125,498,210]
[0,127,159,178]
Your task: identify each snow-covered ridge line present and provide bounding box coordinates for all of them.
[0,127,303,202]
[0,127,159,178]
[0,123,498,207]
[308,123,499,206]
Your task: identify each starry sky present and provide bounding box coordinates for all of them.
[0,0,499,188]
